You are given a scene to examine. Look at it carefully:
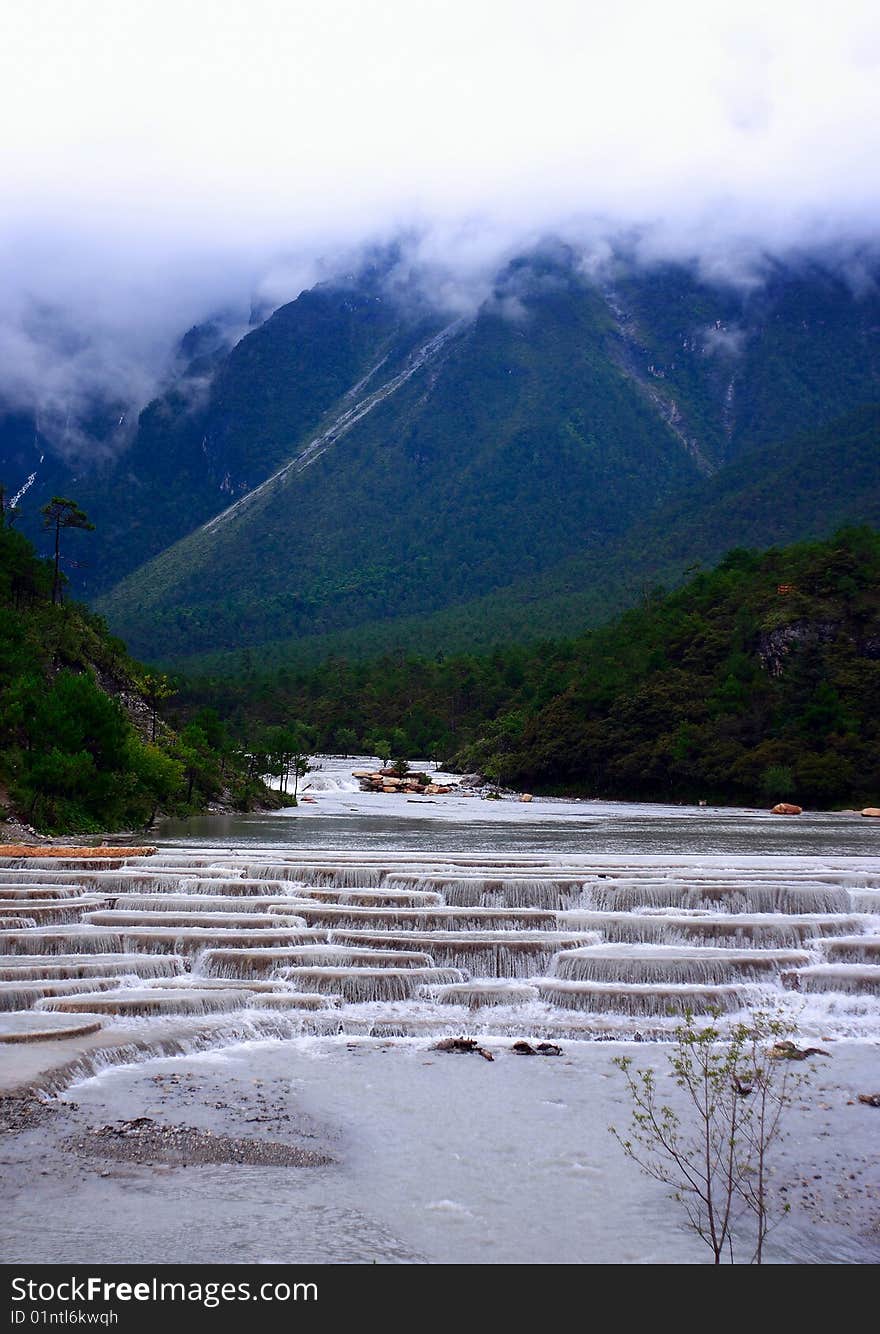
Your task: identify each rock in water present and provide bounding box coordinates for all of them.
[770,1039,829,1060]
[771,803,803,815]
[432,1036,494,1060]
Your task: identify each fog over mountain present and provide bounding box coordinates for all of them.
[1,0,878,455]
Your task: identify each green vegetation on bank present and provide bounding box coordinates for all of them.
[0,516,279,833]
[185,528,880,809]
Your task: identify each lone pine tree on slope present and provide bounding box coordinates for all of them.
[40,496,95,604]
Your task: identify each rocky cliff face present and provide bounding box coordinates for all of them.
[758,620,842,677]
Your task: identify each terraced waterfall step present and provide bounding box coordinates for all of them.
[548,944,810,984]
[37,987,252,1017]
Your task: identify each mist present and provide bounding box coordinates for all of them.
[1,0,878,455]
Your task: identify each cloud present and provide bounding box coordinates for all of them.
[701,324,748,358]
[0,0,878,454]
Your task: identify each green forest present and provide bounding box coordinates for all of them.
[0,510,279,833]
[3,490,878,829]
[185,527,880,809]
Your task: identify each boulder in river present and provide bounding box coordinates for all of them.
[771,803,803,815]
[860,808,880,818]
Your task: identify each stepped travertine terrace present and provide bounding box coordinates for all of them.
[1,847,879,1046]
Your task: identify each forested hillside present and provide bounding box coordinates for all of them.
[185,528,880,809]
[0,517,277,833]
[173,403,880,674]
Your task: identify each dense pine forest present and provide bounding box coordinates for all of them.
[0,513,279,833]
[185,528,880,809]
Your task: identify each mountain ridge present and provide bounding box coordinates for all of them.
[2,244,878,666]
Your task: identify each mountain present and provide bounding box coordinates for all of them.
[170,403,880,674]
[1,265,441,593]
[2,245,879,665]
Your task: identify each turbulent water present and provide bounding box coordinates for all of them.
[2,759,878,1264]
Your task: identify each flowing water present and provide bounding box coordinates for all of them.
[2,758,878,1263]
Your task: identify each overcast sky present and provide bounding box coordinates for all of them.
[1,0,878,441]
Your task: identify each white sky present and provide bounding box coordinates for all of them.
[3,0,879,232]
[0,0,878,435]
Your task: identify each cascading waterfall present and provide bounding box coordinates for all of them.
[0,953,184,981]
[1,847,878,1042]
[233,863,386,887]
[279,966,464,1003]
[291,905,559,931]
[0,897,109,924]
[0,976,124,1011]
[549,944,810,985]
[285,887,444,907]
[83,910,298,929]
[783,964,880,994]
[425,981,540,1008]
[537,978,754,1016]
[0,927,126,955]
[104,925,312,954]
[326,931,597,977]
[564,912,867,948]
[37,987,252,1017]
[583,881,851,913]
[385,874,590,909]
[821,936,880,963]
